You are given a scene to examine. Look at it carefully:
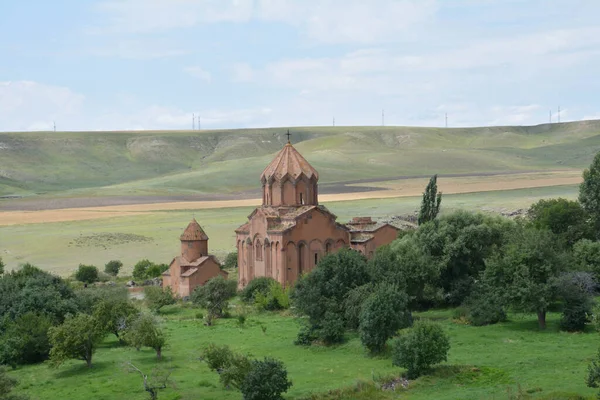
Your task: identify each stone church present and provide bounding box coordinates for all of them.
[235,138,399,288]
[162,218,227,297]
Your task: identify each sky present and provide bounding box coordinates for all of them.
[1,0,600,131]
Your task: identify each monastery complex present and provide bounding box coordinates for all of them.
[164,136,399,296]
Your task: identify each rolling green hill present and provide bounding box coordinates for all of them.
[1,120,599,198]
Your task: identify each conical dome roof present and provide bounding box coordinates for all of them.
[180,218,208,241]
[261,143,319,183]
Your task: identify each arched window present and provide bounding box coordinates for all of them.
[325,242,332,254]
[256,242,263,261]
[314,253,318,266]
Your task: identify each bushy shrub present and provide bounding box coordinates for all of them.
[359,284,412,353]
[241,277,276,303]
[201,343,252,389]
[191,276,237,323]
[201,343,234,372]
[294,324,317,346]
[104,260,123,276]
[132,259,153,280]
[463,282,506,326]
[74,264,99,284]
[317,311,346,345]
[0,312,52,368]
[146,263,169,279]
[254,281,290,311]
[574,239,600,284]
[555,272,595,332]
[391,320,450,379]
[144,286,176,313]
[223,251,238,269]
[241,358,293,400]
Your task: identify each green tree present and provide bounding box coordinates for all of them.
[484,227,569,329]
[580,152,600,236]
[126,363,172,400]
[48,313,105,368]
[200,343,252,389]
[104,260,123,276]
[146,264,169,279]
[418,174,442,225]
[587,348,600,399]
[241,358,293,400]
[223,251,238,269]
[359,284,412,353]
[0,313,52,367]
[463,281,506,326]
[240,277,275,303]
[191,276,237,323]
[74,264,99,284]
[124,313,166,359]
[0,366,29,400]
[573,239,600,283]
[0,257,4,276]
[133,259,154,281]
[343,283,374,330]
[144,286,176,313]
[93,298,139,341]
[527,198,591,246]
[554,272,595,332]
[391,320,450,379]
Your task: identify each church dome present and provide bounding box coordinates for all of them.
[261,142,319,183]
[180,218,209,241]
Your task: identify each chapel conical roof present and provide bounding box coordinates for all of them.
[261,142,319,183]
[180,218,209,241]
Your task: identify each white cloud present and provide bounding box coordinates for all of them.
[230,63,255,82]
[0,81,85,131]
[91,0,438,44]
[184,66,212,82]
[583,114,600,121]
[89,39,189,59]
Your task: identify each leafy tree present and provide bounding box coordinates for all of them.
[418,174,442,225]
[587,348,600,398]
[343,283,374,330]
[126,363,172,400]
[484,227,569,329]
[527,198,591,246]
[580,152,600,237]
[0,313,52,367]
[191,276,237,323]
[104,260,123,276]
[0,367,29,400]
[241,277,276,303]
[573,239,600,283]
[124,313,165,359]
[0,258,4,276]
[74,264,99,284]
[200,343,252,390]
[408,210,515,307]
[359,284,412,353]
[48,313,105,368]
[554,272,595,332]
[201,343,234,372]
[74,285,129,314]
[241,358,292,400]
[93,298,139,341]
[223,251,238,269]
[391,320,450,379]
[133,259,154,281]
[144,286,176,313]
[0,263,77,323]
[146,264,169,279]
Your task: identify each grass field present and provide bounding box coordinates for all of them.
[7,304,598,400]
[1,120,599,199]
[0,185,579,276]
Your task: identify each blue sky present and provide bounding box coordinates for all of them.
[1,0,600,131]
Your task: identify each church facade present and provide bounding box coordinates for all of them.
[235,139,399,288]
[163,219,227,297]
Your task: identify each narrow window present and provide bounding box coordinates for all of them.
[314,253,318,265]
[300,193,304,204]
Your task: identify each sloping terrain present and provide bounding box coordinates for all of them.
[0,120,599,198]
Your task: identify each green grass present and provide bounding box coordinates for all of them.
[7,306,598,400]
[1,121,599,197]
[0,185,579,276]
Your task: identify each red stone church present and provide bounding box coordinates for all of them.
[235,138,399,288]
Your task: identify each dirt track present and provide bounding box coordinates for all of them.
[0,170,582,226]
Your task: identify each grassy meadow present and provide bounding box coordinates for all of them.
[8,304,598,400]
[0,185,579,276]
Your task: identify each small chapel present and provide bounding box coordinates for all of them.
[235,135,399,288]
[162,218,227,297]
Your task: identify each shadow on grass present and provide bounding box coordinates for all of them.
[53,360,113,379]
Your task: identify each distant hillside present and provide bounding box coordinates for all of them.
[1,120,599,198]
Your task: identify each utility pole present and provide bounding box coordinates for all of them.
[192,113,195,130]
[382,109,385,126]
[333,117,335,127]
[198,115,201,130]
[445,113,448,128]
[549,110,552,123]
[53,121,56,132]
[558,106,561,123]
